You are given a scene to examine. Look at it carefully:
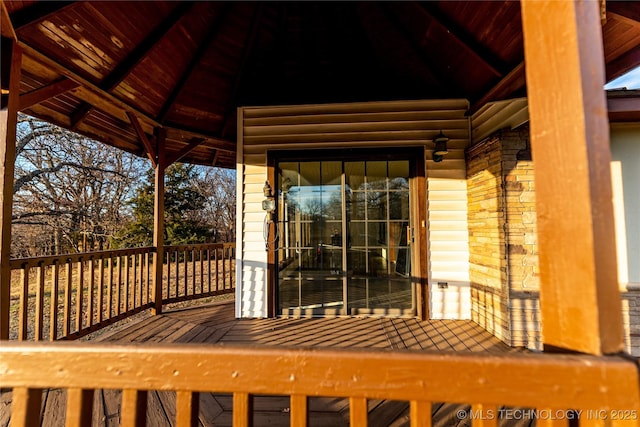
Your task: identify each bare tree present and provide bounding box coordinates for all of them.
[194,167,236,243]
[12,115,148,257]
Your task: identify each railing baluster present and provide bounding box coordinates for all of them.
[35,262,45,341]
[66,388,94,427]
[75,258,84,333]
[116,255,122,315]
[18,264,29,340]
[207,248,212,293]
[121,389,148,427]
[290,395,308,427]
[50,261,59,341]
[470,404,497,427]
[167,249,172,299]
[124,254,130,312]
[233,392,253,427]
[98,257,104,324]
[64,260,72,337]
[222,246,227,290]
[176,390,199,427]
[11,387,43,426]
[133,253,138,308]
[410,400,432,427]
[215,246,219,292]
[349,397,368,426]
[199,248,204,295]
[183,249,188,296]
[88,257,95,329]
[191,249,196,296]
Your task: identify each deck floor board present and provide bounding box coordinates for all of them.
[9,300,533,426]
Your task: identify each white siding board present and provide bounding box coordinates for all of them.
[239,99,471,319]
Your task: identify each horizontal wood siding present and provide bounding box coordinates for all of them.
[238,100,470,318]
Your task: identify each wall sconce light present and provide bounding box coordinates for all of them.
[262,181,276,219]
[432,130,449,163]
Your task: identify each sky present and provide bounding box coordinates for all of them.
[605,66,640,90]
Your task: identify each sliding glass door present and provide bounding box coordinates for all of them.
[276,154,415,316]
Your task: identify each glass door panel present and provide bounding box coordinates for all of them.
[277,158,414,315]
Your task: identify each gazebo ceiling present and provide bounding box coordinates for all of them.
[3,1,640,169]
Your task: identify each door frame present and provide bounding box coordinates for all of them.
[266,147,427,318]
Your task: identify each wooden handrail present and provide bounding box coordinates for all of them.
[7,243,235,340]
[2,342,639,426]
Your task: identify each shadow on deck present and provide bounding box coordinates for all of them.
[1,300,533,427]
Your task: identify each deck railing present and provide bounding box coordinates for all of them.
[2,342,639,426]
[163,243,235,305]
[7,243,235,341]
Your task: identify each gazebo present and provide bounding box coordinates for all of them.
[1,1,639,425]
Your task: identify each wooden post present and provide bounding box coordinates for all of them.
[521,0,624,355]
[152,127,166,315]
[0,37,21,340]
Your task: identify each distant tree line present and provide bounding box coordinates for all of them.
[12,114,236,258]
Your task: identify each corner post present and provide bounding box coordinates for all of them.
[152,127,167,315]
[521,0,624,354]
[0,38,21,340]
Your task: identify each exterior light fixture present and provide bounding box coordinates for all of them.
[432,130,449,163]
[262,181,275,218]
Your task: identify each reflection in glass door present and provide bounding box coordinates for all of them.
[277,158,414,316]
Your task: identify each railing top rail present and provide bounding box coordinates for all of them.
[9,247,157,269]
[1,342,638,409]
[165,242,233,251]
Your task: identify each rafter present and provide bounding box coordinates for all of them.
[8,1,75,31]
[70,2,195,130]
[19,41,161,130]
[605,45,640,83]
[19,78,80,110]
[0,1,16,40]
[157,4,233,123]
[607,2,640,23]
[417,2,507,78]
[379,2,456,95]
[469,62,526,114]
[220,4,264,138]
[127,112,157,168]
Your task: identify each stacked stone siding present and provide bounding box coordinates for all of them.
[466,126,639,355]
[466,127,541,349]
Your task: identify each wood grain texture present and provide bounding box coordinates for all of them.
[0,39,20,340]
[65,388,94,427]
[1,341,638,410]
[521,0,624,355]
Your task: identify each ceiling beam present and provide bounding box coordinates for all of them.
[19,78,80,110]
[157,4,233,123]
[8,1,75,31]
[220,4,264,138]
[71,2,195,130]
[416,2,506,78]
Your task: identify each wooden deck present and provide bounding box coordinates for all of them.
[2,301,532,427]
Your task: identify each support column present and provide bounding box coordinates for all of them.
[152,127,166,315]
[0,38,21,340]
[521,0,623,354]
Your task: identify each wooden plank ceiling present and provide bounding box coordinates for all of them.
[2,1,640,169]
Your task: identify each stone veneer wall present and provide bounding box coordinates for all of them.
[466,126,542,350]
[467,126,640,355]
